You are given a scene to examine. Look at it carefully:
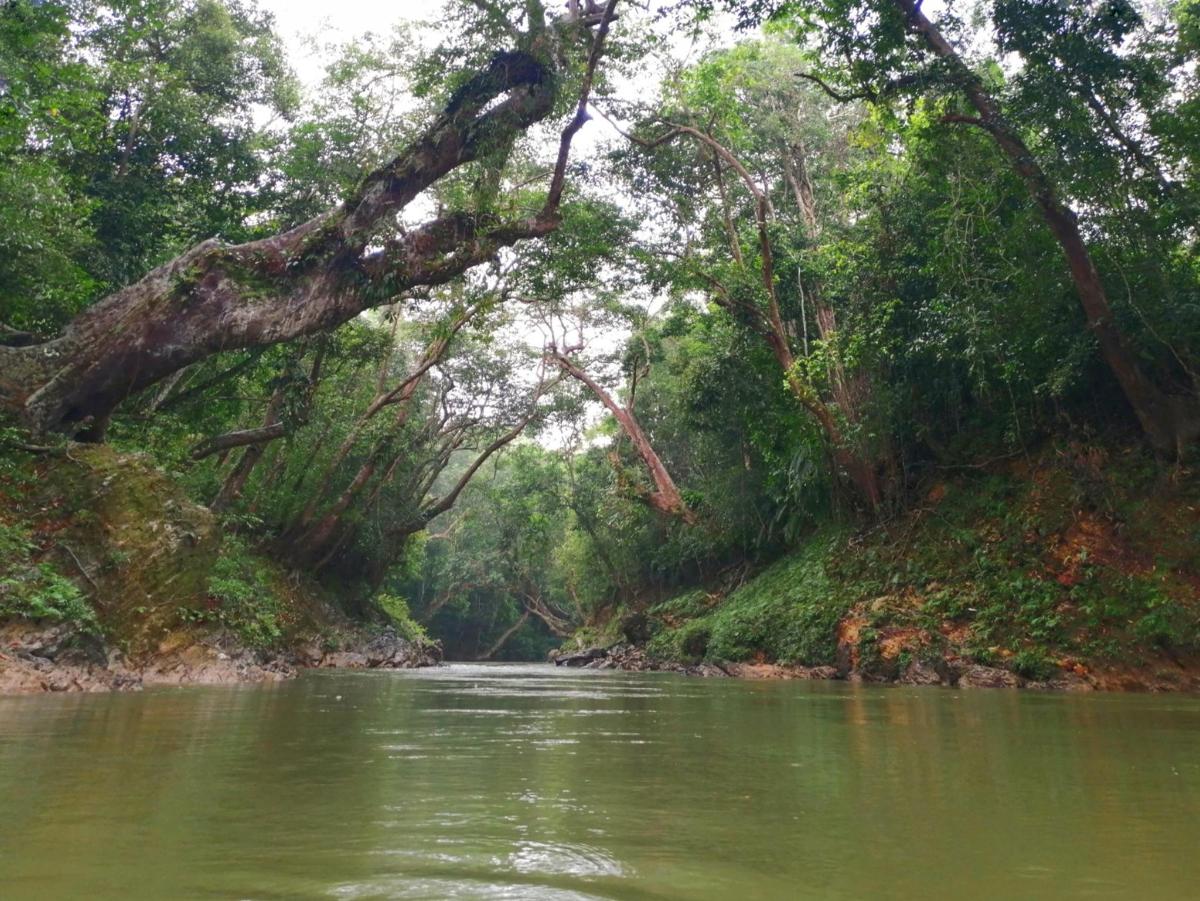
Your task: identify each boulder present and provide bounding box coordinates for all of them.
[899,660,944,686]
[320,651,369,669]
[554,647,609,667]
[957,664,1022,689]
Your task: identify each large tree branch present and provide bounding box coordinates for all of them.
[4,8,622,439]
[542,0,620,216]
[191,423,286,460]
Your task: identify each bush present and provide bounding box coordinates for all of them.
[1010,649,1058,681]
[202,536,283,648]
[645,533,853,666]
[0,522,100,633]
[377,592,430,644]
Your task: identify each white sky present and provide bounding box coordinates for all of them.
[257,0,434,86]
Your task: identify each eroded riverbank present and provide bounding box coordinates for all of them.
[553,642,1200,693]
[0,621,439,693]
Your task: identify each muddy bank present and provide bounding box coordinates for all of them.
[0,622,441,694]
[553,642,1200,693]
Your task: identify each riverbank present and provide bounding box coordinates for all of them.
[0,442,440,694]
[0,621,440,694]
[553,641,1200,692]
[559,443,1200,693]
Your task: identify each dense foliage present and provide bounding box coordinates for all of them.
[2,0,1198,664]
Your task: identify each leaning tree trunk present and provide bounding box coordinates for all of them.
[894,0,1199,453]
[477,611,531,661]
[0,50,560,439]
[549,350,697,523]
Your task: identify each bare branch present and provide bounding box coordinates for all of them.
[796,71,874,103]
[542,0,622,216]
[191,423,287,461]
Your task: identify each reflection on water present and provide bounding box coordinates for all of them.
[0,664,1199,900]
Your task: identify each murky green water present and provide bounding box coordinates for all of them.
[1,665,1199,899]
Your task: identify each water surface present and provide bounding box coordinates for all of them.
[1,664,1198,899]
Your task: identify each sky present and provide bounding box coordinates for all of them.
[257,0,433,86]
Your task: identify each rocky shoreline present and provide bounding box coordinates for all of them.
[552,643,1200,693]
[0,622,441,694]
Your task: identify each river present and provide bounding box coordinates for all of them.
[0,664,1198,899]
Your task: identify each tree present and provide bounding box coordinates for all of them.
[725,0,1200,452]
[0,0,620,440]
[606,41,888,509]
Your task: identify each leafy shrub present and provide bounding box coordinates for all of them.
[0,522,100,633]
[646,533,853,666]
[203,536,283,648]
[1010,649,1058,681]
[377,592,430,644]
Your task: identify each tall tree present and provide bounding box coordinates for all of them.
[723,0,1200,451]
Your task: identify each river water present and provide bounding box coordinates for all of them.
[1,665,1198,900]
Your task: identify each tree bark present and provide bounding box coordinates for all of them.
[549,350,696,523]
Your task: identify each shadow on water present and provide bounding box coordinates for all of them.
[1,664,1199,900]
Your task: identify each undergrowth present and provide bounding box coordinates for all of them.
[188,535,284,648]
[377,592,430,644]
[632,444,1200,673]
[647,533,855,665]
[0,520,100,634]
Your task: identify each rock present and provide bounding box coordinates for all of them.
[554,647,609,667]
[687,663,730,678]
[805,665,839,681]
[899,660,943,686]
[619,611,652,645]
[1026,672,1095,692]
[957,664,1022,689]
[15,623,76,661]
[320,651,369,669]
[361,628,441,668]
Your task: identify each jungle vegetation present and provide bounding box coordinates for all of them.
[2,0,1199,663]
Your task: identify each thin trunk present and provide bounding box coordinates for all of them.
[711,153,745,265]
[212,385,285,513]
[653,124,882,509]
[550,351,695,523]
[295,324,461,532]
[478,611,530,660]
